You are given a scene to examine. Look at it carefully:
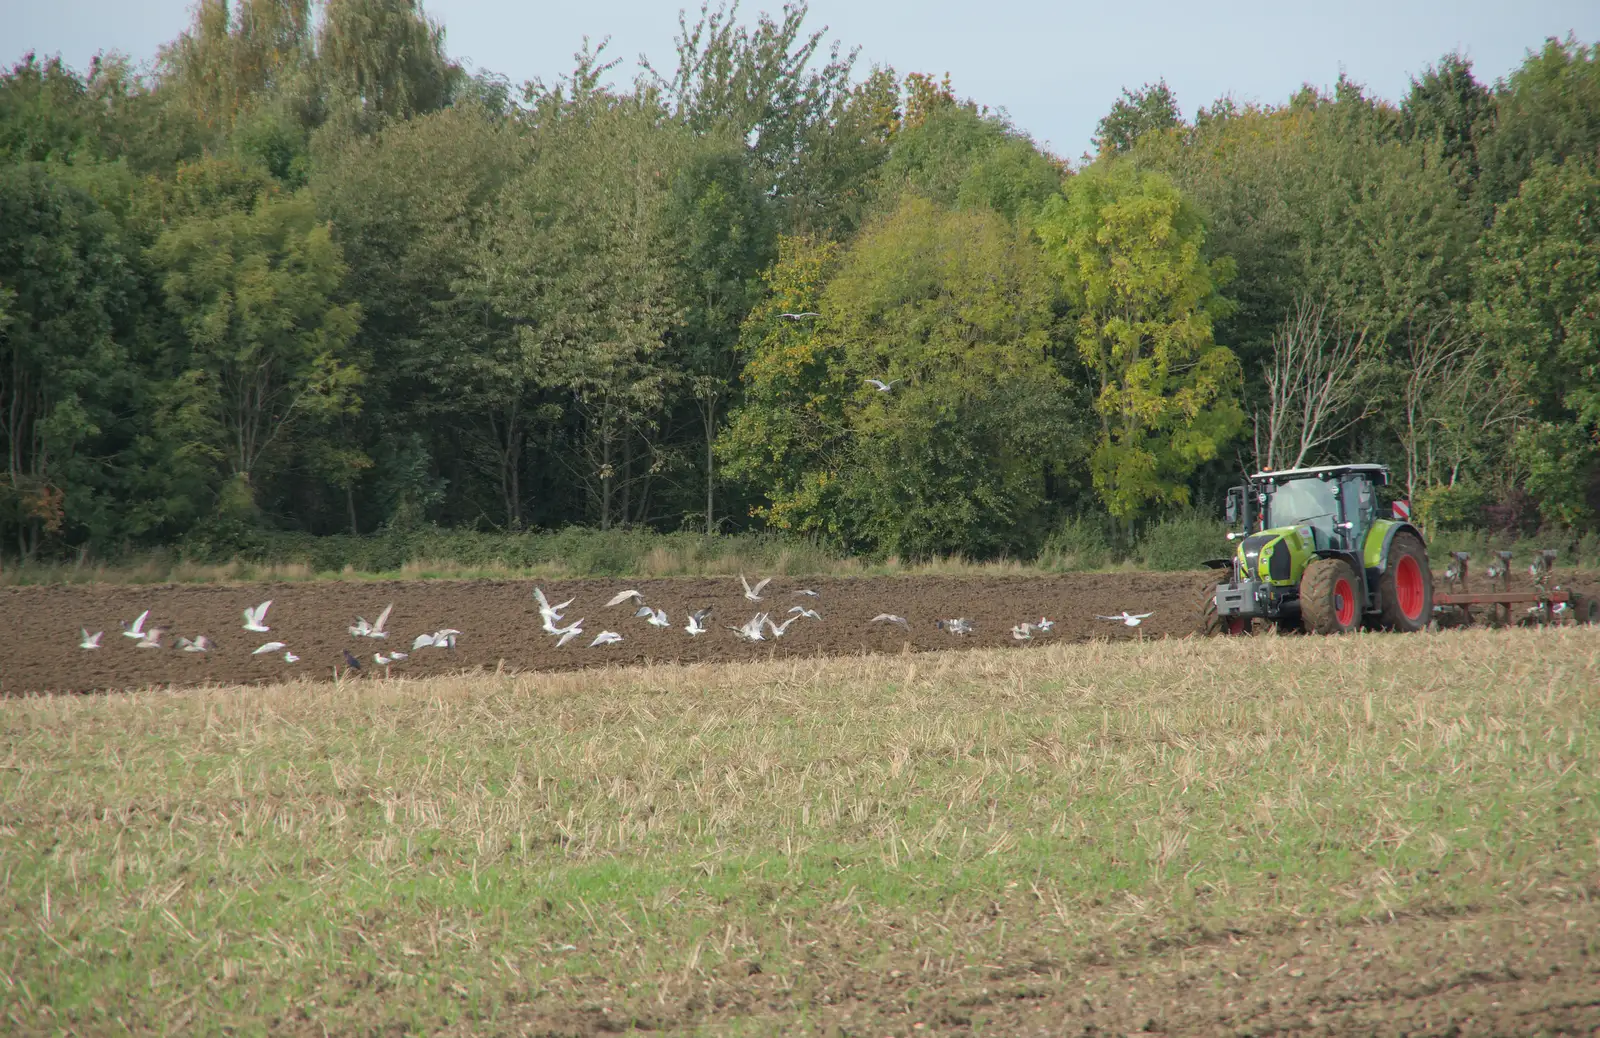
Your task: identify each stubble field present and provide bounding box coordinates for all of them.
[1,625,1597,1035]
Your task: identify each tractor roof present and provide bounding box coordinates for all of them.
[1250,463,1390,485]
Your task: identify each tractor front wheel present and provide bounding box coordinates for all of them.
[1377,533,1433,632]
[1300,558,1361,635]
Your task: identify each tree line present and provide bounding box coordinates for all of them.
[3,0,1599,561]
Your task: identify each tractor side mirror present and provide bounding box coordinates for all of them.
[1225,487,1241,526]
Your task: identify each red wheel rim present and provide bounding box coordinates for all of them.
[1395,555,1424,620]
[1225,617,1248,636]
[1334,576,1355,627]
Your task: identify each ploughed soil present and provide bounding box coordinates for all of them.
[1,569,1593,696]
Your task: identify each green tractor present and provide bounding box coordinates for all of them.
[1199,464,1432,635]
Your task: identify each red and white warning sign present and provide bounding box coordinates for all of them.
[1392,499,1411,520]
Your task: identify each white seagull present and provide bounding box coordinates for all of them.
[936,618,972,636]
[283,650,300,663]
[533,587,573,625]
[870,614,909,627]
[645,608,671,628]
[684,608,712,636]
[121,610,151,640]
[551,618,585,647]
[176,635,212,653]
[589,631,623,647]
[740,574,772,602]
[1096,611,1153,627]
[135,627,164,649]
[1011,623,1036,641]
[605,590,644,608]
[788,606,822,621]
[241,600,272,632]
[253,641,287,655]
[792,589,819,597]
[765,614,799,638]
[864,378,900,392]
[1035,617,1056,632]
[349,603,393,639]
[375,651,409,666]
[728,613,769,641]
[777,312,820,320]
[79,629,103,650]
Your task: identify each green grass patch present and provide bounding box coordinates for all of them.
[2,630,1597,1033]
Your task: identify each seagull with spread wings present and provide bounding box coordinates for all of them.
[80,629,103,650]
[1096,611,1153,627]
[606,589,645,608]
[121,610,151,641]
[684,608,713,636]
[740,574,772,602]
[728,613,769,641]
[864,379,900,392]
[241,600,272,632]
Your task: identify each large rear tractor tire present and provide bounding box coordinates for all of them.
[1377,532,1433,632]
[1194,584,1252,636]
[1300,558,1361,635]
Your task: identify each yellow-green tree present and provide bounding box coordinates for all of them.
[721,196,1076,556]
[1037,161,1242,522]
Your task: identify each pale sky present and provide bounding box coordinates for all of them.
[6,0,1598,158]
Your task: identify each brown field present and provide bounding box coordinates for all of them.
[4,568,1594,696]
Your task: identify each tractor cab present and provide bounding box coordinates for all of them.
[1207,464,1432,634]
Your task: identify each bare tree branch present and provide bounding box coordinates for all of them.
[1255,295,1377,471]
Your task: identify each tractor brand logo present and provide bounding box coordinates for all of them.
[1392,499,1411,520]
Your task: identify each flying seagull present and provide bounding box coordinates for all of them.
[121,610,151,640]
[777,312,820,320]
[870,614,909,627]
[241,600,272,633]
[792,589,819,597]
[349,603,394,639]
[135,628,164,649]
[589,630,623,647]
[864,379,900,392]
[765,614,801,638]
[936,618,973,636]
[684,608,712,636]
[728,613,769,641]
[79,629,103,650]
[533,587,573,624]
[1011,623,1036,641]
[253,641,287,655]
[606,590,645,608]
[740,574,772,602]
[645,608,671,628]
[283,650,300,663]
[788,606,822,621]
[176,635,212,653]
[633,605,654,619]
[556,626,584,648]
[1035,617,1056,632]
[1096,611,1153,627]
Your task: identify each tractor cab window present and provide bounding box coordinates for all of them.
[1265,478,1338,539]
